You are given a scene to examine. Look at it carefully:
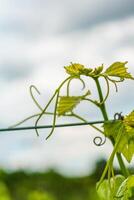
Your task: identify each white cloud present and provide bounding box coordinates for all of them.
[0,0,133,36]
[0,15,134,175]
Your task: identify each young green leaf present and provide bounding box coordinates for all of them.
[90,65,104,76]
[103,120,122,138]
[124,110,134,129]
[104,62,134,80]
[116,175,134,200]
[64,63,86,77]
[104,122,134,162]
[104,111,134,162]
[57,91,90,116]
[64,63,105,78]
[97,175,125,200]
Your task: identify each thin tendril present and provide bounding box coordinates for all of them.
[10,113,40,128]
[30,85,43,111]
[71,112,104,134]
[67,78,73,96]
[106,76,124,83]
[9,112,54,128]
[35,91,58,136]
[83,98,99,107]
[113,81,118,92]
[72,112,106,146]
[35,77,71,136]
[93,135,106,146]
[99,76,110,105]
[67,77,86,96]
[83,76,110,107]
[78,77,86,90]
[46,91,59,140]
[107,77,118,92]
[106,76,124,92]
[114,112,124,120]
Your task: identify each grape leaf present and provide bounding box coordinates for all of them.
[97,175,125,200]
[104,62,134,80]
[83,65,104,77]
[124,111,134,129]
[104,111,134,162]
[64,63,104,77]
[103,120,122,138]
[90,65,104,76]
[57,91,90,116]
[116,175,134,200]
[64,63,84,76]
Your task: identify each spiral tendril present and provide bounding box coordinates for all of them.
[93,135,106,146]
[114,112,124,120]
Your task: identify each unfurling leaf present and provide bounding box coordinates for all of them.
[116,175,134,200]
[64,63,104,77]
[91,65,104,76]
[64,63,86,77]
[104,110,134,162]
[57,91,90,116]
[104,62,134,80]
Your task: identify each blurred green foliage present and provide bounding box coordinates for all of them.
[0,181,11,200]
[0,160,107,200]
[27,191,56,200]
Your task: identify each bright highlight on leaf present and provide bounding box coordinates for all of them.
[64,63,104,77]
[116,175,134,200]
[104,61,134,80]
[57,91,91,116]
[64,63,86,77]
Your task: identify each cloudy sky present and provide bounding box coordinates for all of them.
[0,0,134,176]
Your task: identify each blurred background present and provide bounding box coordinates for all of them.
[0,0,134,199]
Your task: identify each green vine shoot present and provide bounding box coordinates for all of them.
[12,61,134,200]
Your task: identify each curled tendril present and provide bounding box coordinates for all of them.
[106,77,118,92]
[45,91,59,140]
[106,76,124,83]
[93,135,106,146]
[67,78,73,96]
[78,77,86,90]
[106,77,124,92]
[67,77,86,96]
[114,112,124,120]
[9,111,55,128]
[30,85,43,111]
[35,90,58,136]
[9,113,40,128]
[35,76,71,137]
[99,75,110,105]
[112,81,118,92]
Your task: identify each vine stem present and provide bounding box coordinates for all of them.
[94,77,129,178]
[97,125,123,190]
